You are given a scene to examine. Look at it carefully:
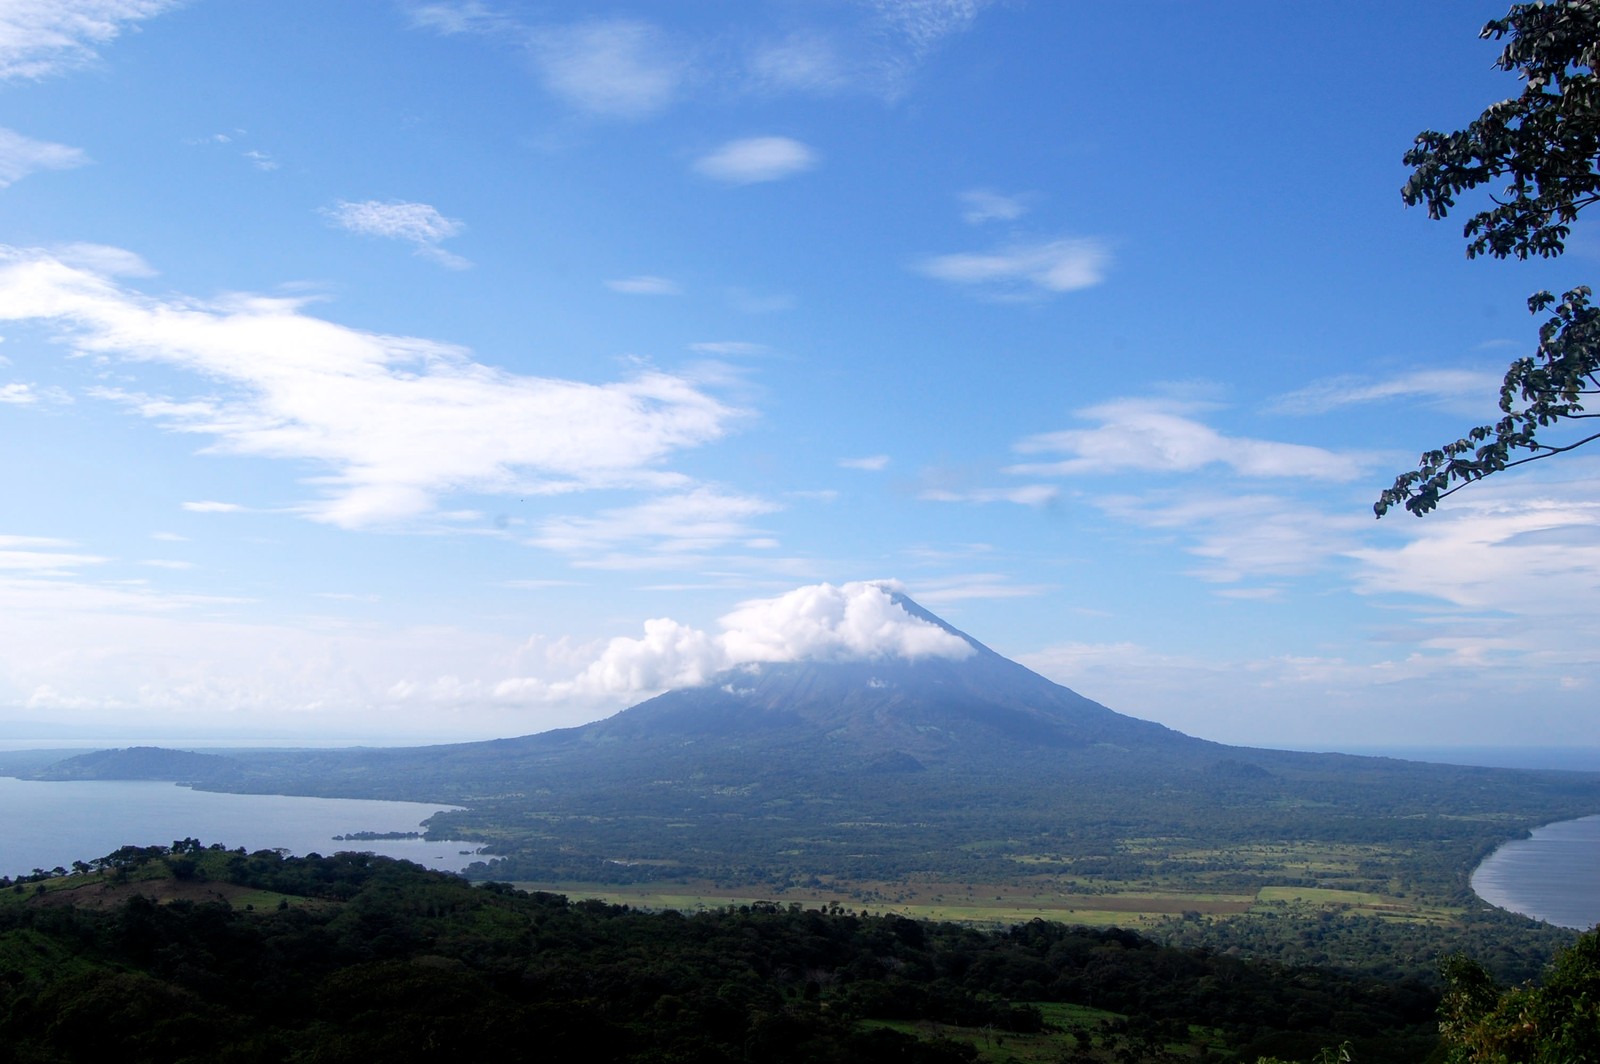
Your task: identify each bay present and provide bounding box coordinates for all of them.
[0,776,484,880]
[1471,814,1600,930]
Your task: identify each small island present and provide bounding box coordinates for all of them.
[331,830,422,842]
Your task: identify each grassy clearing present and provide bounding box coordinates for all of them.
[2,868,312,914]
[513,877,1260,926]
[512,841,1471,930]
[1253,885,1460,924]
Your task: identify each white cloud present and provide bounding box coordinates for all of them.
[839,454,890,471]
[911,573,1051,604]
[182,500,245,514]
[322,200,469,269]
[746,33,847,94]
[0,536,106,574]
[53,241,153,276]
[530,488,779,560]
[529,19,685,119]
[959,188,1026,224]
[0,0,181,80]
[1094,491,1365,584]
[559,580,974,697]
[605,274,680,295]
[1,381,71,405]
[242,149,278,171]
[870,0,995,57]
[407,1,509,36]
[1269,368,1503,415]
[0,127,88,188]
[694,136,817,184]
[916,237,1108,298]
[921,484,1058,505]
[1007,398,1366,480]
[690,341,768,356]
[408,3,989,113]
[1348,472,1600,615]
[0,245,745,529]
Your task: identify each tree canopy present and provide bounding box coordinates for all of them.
[1376,0,1600,516]
[1436,929,1600,1062]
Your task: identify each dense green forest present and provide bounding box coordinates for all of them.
[0,843,1459,1064]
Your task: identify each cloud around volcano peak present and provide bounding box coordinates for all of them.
[565,580,973,697]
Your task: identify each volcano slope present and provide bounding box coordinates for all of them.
[36,592,1600,929]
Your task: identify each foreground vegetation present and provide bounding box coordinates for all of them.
[0,843,1457,1063]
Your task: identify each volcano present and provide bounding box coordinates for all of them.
[560,589,1189,763]
[27,589,1600,887]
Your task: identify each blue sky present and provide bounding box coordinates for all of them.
[2,0,1598,750]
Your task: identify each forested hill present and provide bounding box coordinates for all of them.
[0,844,1441,1063]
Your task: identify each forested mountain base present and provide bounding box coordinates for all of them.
[0,844,1448,1064]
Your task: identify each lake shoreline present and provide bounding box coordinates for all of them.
[1471,814,1600,930]
[0,777,487,880]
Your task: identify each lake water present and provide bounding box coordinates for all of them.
[0,776,486,880]
[1471,814,1600,930]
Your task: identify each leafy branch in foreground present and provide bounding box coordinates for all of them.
[1379,0,1600,515]
[1376,287,1600,516]
[1436,929,1600,1063]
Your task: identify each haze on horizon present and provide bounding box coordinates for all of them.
[2,1,1598,753]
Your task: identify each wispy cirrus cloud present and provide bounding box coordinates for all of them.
[1095,491,1365,585]
[910,573,1052,605]
[0,128,88,188]
[530,18,686,119]
[605,275,681,295]
[840,454,890,472]
[529,488,780,562]
[412,7,686,118]
[745,32,848,95]
[690,341,768,356]
[321,200,469,269]
[0,536,107,574]
[1006,398,1366,480]
[916,236,1108,299]
[409,2,994,109]
[0,244,745,530]
[869,0,995,57]
[408,1,510,36]
[1347,468,1600,615]
[0,381,70,405]
[921,484,1058,505]
[959,188,1027,224]
[1269,368,1503,415]
[864,0,998,93]
[694,136,817,184]
[0,0,182,80]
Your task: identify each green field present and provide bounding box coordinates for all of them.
[510,873,1442,928]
